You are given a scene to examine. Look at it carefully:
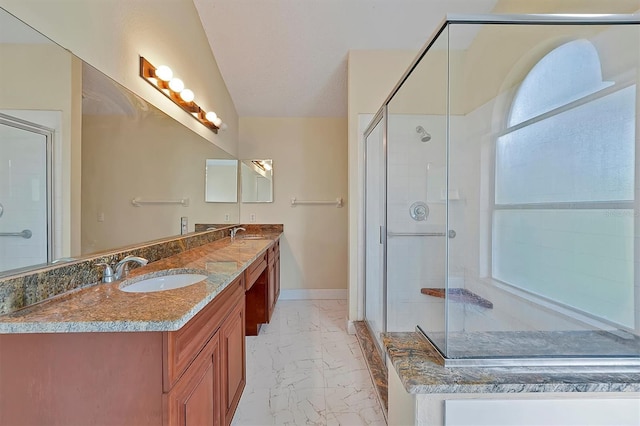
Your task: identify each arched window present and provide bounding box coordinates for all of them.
[492,39,636,328]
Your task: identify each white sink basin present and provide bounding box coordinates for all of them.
[120,273,208,293]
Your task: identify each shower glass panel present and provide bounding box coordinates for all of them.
[366,15,640,366]
[364,113,386,352]
[0,116,51,274]
[444,20,639,363]
[386,27,449,358]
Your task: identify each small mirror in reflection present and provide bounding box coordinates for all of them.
[241,160,273,203]
[205,159,238,203]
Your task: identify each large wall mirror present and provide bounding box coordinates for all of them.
[241,159,273,203]
[0,7,239,277]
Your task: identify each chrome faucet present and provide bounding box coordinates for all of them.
[114,255,148,280]
[96,262,116,283]
[230,227,246,239]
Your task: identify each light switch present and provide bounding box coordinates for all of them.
[180,216,188,235]
[249,213,256,222]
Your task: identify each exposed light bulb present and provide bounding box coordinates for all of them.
[212,116,222,127]
[155,65,173,81]
[168,78,184,92]
[263,162,272,171]
[205,111,217,122]
[180,89,195,102]
[220,123,228,131]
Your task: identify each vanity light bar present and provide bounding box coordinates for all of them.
[139,56,223,133]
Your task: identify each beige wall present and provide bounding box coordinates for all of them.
[239,117,348,292]
[0,0,238,157]
[0,44,82,256]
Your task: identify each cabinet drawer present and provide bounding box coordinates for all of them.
[245,252,267,291]
[163,274,244,392]
[267,240,279,265]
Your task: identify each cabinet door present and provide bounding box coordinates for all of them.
[275,251,280,302]
[165,333,222,426]
[267,262,276,319]
[221,301,246,426]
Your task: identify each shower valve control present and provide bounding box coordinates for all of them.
[410,201,429,221]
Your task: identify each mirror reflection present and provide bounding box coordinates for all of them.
[205,159,238,203]
[0,7,239,276]
[241,160,273,203]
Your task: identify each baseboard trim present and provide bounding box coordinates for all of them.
[279,289,347,300]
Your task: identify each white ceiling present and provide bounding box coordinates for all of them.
[194,0,499,118]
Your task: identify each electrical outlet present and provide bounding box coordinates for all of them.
[224,213,230,222]
[97,212,105,222]
[180,216,188,235]
[249,213,256,223]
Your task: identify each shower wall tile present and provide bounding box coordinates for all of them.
[386,114,449,335]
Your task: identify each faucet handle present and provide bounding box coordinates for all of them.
[96,262,115,283]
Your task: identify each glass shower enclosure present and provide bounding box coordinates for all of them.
[363,14,640,366]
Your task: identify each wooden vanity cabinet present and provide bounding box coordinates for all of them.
[275,241,281,301]
[267,239,280,319]
[165,330,222,426]
[244,250,269,336]
[0,274,246,426]
[165,274,245,426]
[221,300,246,426]
[245,239,281,336]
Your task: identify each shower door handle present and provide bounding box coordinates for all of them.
[0,229,32,239]
[379,226,385,244]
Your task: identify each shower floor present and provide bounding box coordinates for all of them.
[421,329,640,360]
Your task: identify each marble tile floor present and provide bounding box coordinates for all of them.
[232,299,387,426]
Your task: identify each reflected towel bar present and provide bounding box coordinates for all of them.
[131,197,189,207]
[0,229,32,239]
[388,230,456,238]
[290,197,343,208]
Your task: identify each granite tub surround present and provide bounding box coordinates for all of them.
[426,329,640,359]
[0,233,282,334]
[383,332,640,394]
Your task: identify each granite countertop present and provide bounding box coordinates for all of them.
[0,234,281,334]
[383,332,640,394]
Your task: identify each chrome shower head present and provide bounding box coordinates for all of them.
[415,126,431,142]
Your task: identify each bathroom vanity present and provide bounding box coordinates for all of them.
[245,238,280,335]
[0,233,281,426]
